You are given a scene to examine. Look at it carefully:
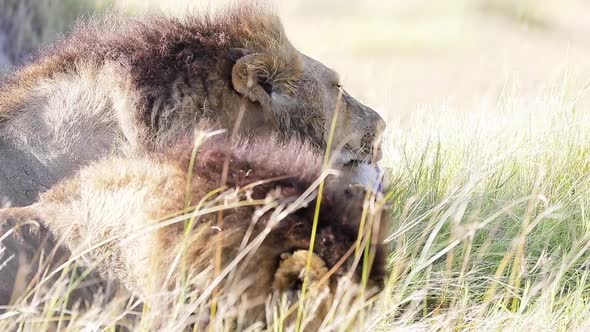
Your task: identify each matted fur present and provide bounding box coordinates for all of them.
[0,4,385,207]
[0,132,388,327]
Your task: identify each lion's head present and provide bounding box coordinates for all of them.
[223,9,386,166]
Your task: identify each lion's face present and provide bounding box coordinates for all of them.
[227,50,385,166]
[287,54,386,165]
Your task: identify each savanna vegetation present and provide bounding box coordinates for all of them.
[1,0,590,330]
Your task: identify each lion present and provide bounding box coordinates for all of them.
[0,131,388,329]
[0,4,385,207]
[0,210,118,316]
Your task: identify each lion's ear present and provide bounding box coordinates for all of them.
[230,49,274,107]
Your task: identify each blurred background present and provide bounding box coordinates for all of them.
[1,0,589,135]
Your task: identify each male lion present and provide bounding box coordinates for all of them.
[0,132,388,329]
[0,5,385,207]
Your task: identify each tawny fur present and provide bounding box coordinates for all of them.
[0,210,119,314]
[0,133,388,326]
[0,4,385,207]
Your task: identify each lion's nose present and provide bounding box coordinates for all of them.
[375,115,386,137]
[366,107,386,138]
[364,110,386,162]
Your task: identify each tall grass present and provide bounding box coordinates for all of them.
[374,79,590,330]
[2,0,590,331]
[2,76,589,330]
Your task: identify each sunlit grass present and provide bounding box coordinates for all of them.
[374,79,590,330]
[2,78,589,331]
[2,0,590,331]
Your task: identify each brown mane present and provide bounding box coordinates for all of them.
[158,133,387,284]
